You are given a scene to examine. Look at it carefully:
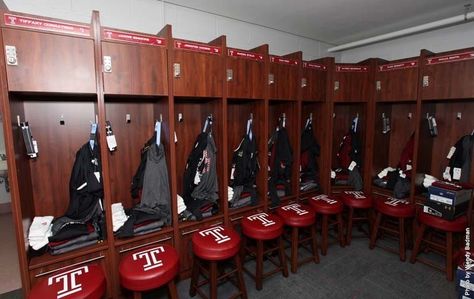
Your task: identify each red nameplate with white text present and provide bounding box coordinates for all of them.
[270,55,298,66]
[103,29,165,46]
[426,51,474,65]
[4,13,91,36]
[303,62,327,70]
[379,60,418,71]
[174,40,221,55]
[228,49,264,61]
[336,65,368,72]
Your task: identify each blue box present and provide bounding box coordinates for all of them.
[428,185,471,206]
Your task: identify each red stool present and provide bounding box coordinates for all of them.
[309,194,345,255]
[276,203,319,273]
[119,244,179,298]
[190,225,247,299]
[29,264,106,299]
[369,196,416,261]
[241,212,288,290]
[341,191,374,245]
[410,212,468,281]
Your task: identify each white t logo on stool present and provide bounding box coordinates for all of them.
[385,198,409,206]
[312,194,337,205]
[48,265,89,299]
[199,226,231,244]
[248,213,275,227]
[282,203,308,215]
[133,246,165,271]
[344,191,366,199]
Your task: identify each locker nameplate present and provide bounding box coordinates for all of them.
[270,55,298,66]
[426,51,474,65]
[227,49,264,61]
[378,60,417,71]
[303,62,326,70]
[174,40,221,55]
[103,29,166,46]
[335,65,368,72]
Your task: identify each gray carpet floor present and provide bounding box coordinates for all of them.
[1,237,458,299]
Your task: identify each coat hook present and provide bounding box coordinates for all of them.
[408,112,412,119]
[17,115,21,126]
[126,113,131,123]
[59,114,65,125]
[178,113,183,122]
[457,112,462,120]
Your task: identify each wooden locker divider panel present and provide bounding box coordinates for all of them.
[227,100,265,211]
[2,28,96,93]
[268,100,298,203]
[331,103,366,187]
[334,64,370,102]
[173,40,223,97]
[269,55,299,100]
[422,48,474,100]
[300,102,325,197]
[302,61,327,101]
[174,98,224,220]
[376,58,418,102]
[101,41,168,96]
[226,47,266,99]
[104,99,155,209]
[22,97,96,217]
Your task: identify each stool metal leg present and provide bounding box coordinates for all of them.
[133,292,141,299]
[168,280,179,299]
[410,223,426,264]
[369,212,382,249]
[256,240,264,290]
[399,217,406,261]
[447,232,454,281]
[291,227,299,273]
[210,261,218,299]
[336,213,345,247]
[311,224,320,263]
[234,254,248,299]
[346,207,354,245]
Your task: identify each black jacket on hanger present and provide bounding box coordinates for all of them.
[449,134,474,182]
[300,123,320,182]
[268,127,293,206]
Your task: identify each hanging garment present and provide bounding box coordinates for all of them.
[117,142,171,238]
[448,135,474,182]
[182,132,219,219]
[51,142,104,239]
[229,133,259,208]
[268,127,293,206]
[398,133,415,176]
[130,135,155,199]
[335,124,362,189]
[300,123,320,188]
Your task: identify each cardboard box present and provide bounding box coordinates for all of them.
[428,185,472,206]
[423,200,469,220]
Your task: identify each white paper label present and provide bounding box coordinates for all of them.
[399,171,406,179]
[94,171,101,183]
[106,135,117,151]
[378,169,388,179]
[331,170,336,179]
[443,167,452,181]
[194,171,201,184]
[348,161,357,171]
[406,164,412,171]
[447,146,456,159]
[453,167,462,180]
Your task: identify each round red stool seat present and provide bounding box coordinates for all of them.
[242,212,283,240]
[341,191,373,209]
[119,244,179,292]
[29,264,105,299]
[276,203,315,227]
[374,197,415,218]
[192,225,241,260]
[419,212,467,232]
[309,194,344,214]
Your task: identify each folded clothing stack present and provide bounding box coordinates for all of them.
[115,209,165,238]
[300,179,319,192]
[28,216,53,251]
[112,203,129,232]
[49,222,99,255]
[228,185,256,209]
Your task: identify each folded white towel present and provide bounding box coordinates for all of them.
[228,186,234,202]
[177,194,186,214]
[423,174,438,188]
[111,203,128,232]
[28,216,53,250]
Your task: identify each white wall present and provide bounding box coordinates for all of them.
[3,0,338,61]
[339,22,474,62]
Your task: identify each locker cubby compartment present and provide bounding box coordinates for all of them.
[227,99,266,214]
[421,48,474,101]
[104,96,173,241]
[330,102,367,192]
[172,37,225,97]
[1,13,96,94]
[415,100,474,197]
[301,58,330,101]
[100,27,169,96]
[7,94,107,265]
[226,45,268,99]
[268,51,301,100]
[333,63,371,102]
[371,102,417,197]
[375,58,419,102]
[174,98,224,224]
[299,101,327,199]
[267,100,299,206]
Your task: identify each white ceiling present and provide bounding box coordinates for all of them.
[166,0,473,45]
